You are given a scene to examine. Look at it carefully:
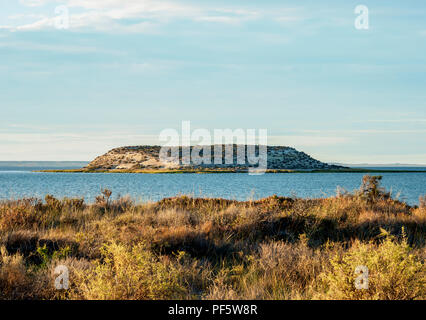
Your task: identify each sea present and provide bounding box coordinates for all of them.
[0,162,425,205]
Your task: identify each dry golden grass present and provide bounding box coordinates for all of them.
[0,176,424,300]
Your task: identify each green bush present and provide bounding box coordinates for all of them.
[71,242,187,300]
[317,231,425,300]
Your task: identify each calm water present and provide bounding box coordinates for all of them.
[0,166,425,205]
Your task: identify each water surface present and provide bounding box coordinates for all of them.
[0,166,424,205]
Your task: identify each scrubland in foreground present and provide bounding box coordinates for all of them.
[0,176,424,300]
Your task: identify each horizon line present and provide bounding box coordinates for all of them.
[1,160,426,167]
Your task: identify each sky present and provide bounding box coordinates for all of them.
[0,0,425,163]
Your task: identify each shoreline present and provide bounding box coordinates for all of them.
[36,168,426,174]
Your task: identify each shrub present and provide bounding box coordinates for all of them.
[44,195,63,212]
[420,195,426,209]
[0,246,30,299]
[36,244,73,269]
[95,189,114,214]
[71,242,187,300]
[0,199,39,230]
[358,175,391,203]
[316,232,425,300]
[204,236,329,300]
[62,197,85,211]
[109,196,133,214]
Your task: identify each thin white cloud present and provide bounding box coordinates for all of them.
[195,8,260,25]
[366,119,426,123]
[5,0,201,32]
[8,13,46,20]
[0,129,423,163]
[0,131,160,160]
[268,135,349,147]
[0,40,124,55]
[327,153,426,165]
[15,17,54,31]
[3,0,304,32]
[195,16,243,24]
[19,0,52,7]
[299,129,426,134]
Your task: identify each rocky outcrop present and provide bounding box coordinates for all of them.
[86,145,344,171]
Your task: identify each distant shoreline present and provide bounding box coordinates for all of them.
[36,168,426,174]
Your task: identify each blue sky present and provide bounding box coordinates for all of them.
[0,0,425,163]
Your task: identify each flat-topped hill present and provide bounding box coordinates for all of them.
[84,145,344,172]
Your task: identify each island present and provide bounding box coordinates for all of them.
[39,145,425,174]
[41,145,348,173]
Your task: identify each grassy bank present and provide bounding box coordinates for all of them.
[0,176,424,300]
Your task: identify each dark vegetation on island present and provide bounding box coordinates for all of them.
[0,175,424,300]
